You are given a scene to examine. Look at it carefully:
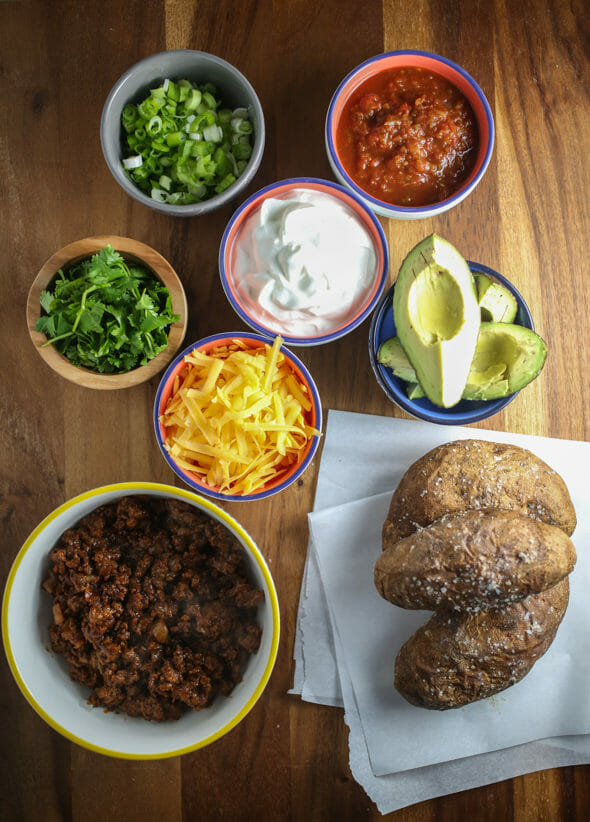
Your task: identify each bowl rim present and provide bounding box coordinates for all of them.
[26,235,188,389]
[1,481,280,759]
[325,49,495,217]
[217,176,389,346]
[153,332,323,500]
[100,49,266,217]
[368,261,534,424]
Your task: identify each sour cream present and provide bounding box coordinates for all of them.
[231,189,378,337]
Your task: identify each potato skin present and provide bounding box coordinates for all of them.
[394,578,569,710]
[376,509,576,612]
[383,439,577,546]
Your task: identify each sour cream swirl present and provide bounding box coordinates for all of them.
[232,190,378,337]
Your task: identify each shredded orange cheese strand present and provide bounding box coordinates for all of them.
[160,336,319,494]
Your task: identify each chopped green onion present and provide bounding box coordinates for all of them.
[202,91,218,109]
[233,142,252,161]
[147,116,162,135]
[120,77,255,204]
[202,124,223,143]
[151,188,167,202]
[214,173,237,194]
[123,155,143,170]
[185,89,202,111]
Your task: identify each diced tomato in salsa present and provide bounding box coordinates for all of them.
[336,67,479,207]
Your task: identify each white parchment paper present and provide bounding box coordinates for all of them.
[291,409,590,813]
[309,490,590,774]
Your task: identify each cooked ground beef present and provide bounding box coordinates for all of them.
[42,496,264,721]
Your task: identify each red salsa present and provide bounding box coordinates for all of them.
[336,67,479,207]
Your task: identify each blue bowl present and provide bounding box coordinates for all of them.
[368,262,534,425]
[218,177,389,346]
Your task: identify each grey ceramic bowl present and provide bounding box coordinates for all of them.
[100,50,265,217]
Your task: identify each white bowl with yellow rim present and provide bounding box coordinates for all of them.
[1,482,279,759]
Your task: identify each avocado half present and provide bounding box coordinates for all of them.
[392,234,480,408]
[463,322,547,399]
[378,324,548,402]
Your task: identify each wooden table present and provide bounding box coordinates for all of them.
[1,1,588,819]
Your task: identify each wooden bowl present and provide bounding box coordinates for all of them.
[26,236,188,389]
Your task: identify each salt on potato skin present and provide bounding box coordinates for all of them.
[394,578,569,710]
[382,439,577,548]
[378,438,577,710]
[375,508,576,613]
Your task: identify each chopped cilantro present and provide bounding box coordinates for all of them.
[36,245,180,374]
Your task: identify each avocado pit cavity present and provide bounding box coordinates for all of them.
[393,234,480,408]
[408,267,464,345]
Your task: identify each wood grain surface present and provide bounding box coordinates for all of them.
[1,1,588,820]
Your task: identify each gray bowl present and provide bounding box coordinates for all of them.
[100,50,265,217]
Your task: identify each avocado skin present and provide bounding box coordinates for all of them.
[379,323,547,402]
[392,234,480,408]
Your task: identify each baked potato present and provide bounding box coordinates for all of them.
[383,439,577,547]
[376,509,576,612]
[394,578,569,710]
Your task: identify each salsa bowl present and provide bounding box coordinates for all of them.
[2,483,280,758]
[326,50,494,219]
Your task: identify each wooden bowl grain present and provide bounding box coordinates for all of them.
[26,236,188,389]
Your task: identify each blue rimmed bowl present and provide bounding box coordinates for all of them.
[154,332,322,500]
[369,262,534,425]
[325,50,494,219]
[218,177,389,346]
[2,482,279,758]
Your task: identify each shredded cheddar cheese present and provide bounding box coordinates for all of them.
[160,336,319,495]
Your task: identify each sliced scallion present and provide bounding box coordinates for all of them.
[120,78,255,205]
[122,155,143,170]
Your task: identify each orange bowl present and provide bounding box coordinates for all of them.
[325,50,494,219]
[154,333,322,500]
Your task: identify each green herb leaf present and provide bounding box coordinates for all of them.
[37,245,180,374]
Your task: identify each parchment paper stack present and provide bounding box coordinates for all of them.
[291,410,590,814]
